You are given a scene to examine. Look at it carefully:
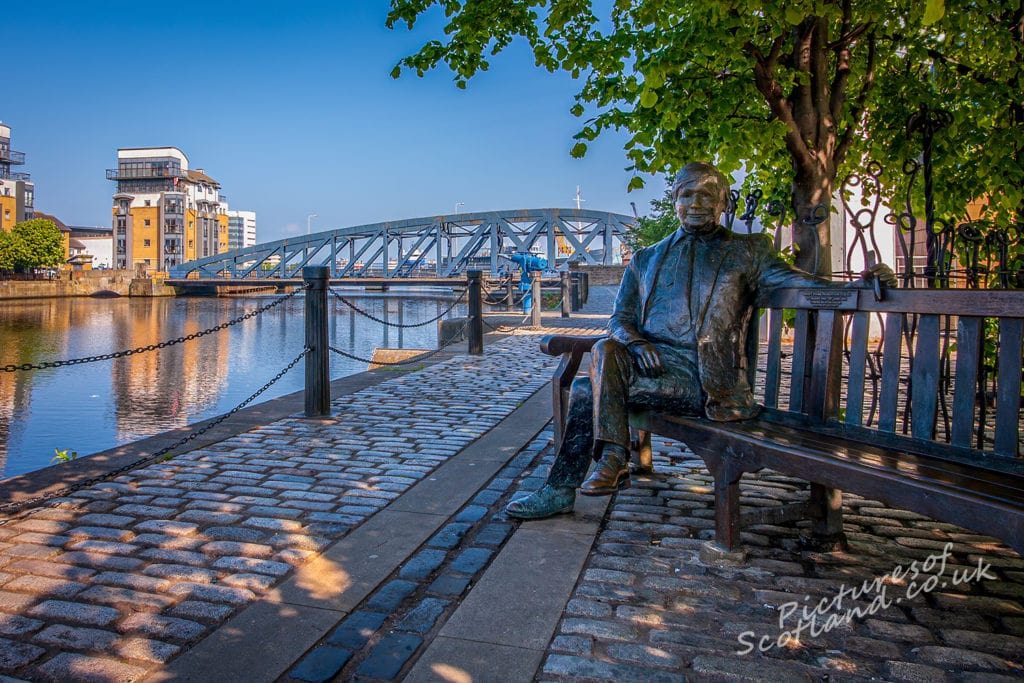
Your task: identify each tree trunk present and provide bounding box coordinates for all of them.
[791,165,834,276]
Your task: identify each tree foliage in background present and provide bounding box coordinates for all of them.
[387,0,1023,275]
[0,219,65,272]
[625,181,677,250]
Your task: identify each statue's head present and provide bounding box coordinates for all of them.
[672,162,729,233]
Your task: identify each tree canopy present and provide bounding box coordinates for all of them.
[387,0,1023,274]
[0,219,66,272]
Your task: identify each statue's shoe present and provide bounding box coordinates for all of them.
[579,453,630,496]
[505,485,575,519]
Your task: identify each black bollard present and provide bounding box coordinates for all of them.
[571,273,582,312]
[467,269,483,355]
[303,266,331,417]
[582,271,590,304]
[531,275,542,328]
[560,271,571,318]
[505,277,514,312]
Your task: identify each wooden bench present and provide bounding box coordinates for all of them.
[541,287,1024,555]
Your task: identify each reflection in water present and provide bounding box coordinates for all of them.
[0,293,463,478]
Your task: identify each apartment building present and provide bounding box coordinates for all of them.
[108,147,230,272]
[0,122,35,232]
[225,209,257,250]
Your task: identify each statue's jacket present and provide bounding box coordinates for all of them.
[608,226,830,421]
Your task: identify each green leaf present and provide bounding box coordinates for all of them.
[570,142,588,158]
[923,0,945,25]
[785,8,804,25]
[627,176,645,191]
[639,89,658,108]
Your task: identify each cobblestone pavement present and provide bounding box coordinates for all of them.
[0,320,602,682]
[538,439,1024,682]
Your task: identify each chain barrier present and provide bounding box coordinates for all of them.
[329,321,469,366]
[544,296,565,311]
[329,288,467,329]
[482,314,533,333]
[0,348,310,518]
[1,286,308,373]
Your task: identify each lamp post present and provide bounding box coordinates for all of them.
[454,202,464,215]
[306,213,318,235]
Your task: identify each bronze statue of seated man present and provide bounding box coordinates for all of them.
[507,161,896,520]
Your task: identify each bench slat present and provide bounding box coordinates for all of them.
[808,310,838,419]
[764,308,784,409]
[995,317,1024,458]
[878,312,905,432]
[911,314,942,440]
[788,310,811,412]
[951,317,983,449]
[845,311,870,427]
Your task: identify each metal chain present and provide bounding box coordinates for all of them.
[0,348,309,518]
[1,286,307,373]
[482,314,532,333]
[545,296,565,311]
[329,288,467,329]
[329,321,469,366]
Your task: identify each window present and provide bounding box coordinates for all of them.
[144,219,151,227]
[143,239,151,247]
[144,200,151,207]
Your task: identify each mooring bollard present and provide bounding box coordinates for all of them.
[582,271,590,304]
[505,277,514,311]
[531,275,542,327]
[560,271,571,318]
[571,273,582,312]
[303,265,331,417]
[467,269,483,355]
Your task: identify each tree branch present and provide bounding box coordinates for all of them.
[835,30,876,165]
[746,35,814,169]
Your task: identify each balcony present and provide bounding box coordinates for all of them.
[0,149,26,164]
[105,167,186,181]
[0,169,31,181]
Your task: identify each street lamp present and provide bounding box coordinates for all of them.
[454,202,464,215]
[306,213,318,235]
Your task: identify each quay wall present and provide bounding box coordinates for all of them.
[0,270,175,300]
[571,264,625,286]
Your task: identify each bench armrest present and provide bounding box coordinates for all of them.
[540,334,602,357]
[540,334,605,445]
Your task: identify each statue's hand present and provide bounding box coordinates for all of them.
[861,262,898,288]
[628,341,664,378]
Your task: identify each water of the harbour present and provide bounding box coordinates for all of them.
[0,292,468,479]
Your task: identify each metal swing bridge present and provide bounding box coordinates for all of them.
[167,208,632,288]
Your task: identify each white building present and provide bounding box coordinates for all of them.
[226,210,257,250]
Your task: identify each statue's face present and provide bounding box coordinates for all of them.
[674,174,726,232]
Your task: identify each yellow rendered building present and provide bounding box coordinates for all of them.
[0,122,35,233]
[108,147,231,272]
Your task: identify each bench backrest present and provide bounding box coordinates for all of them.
[763,288,1024,459]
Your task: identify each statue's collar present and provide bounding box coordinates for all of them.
[671,225,726,244]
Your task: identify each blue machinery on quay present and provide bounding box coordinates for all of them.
[168,208,633,283]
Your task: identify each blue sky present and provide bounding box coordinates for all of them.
[5,1,661,242]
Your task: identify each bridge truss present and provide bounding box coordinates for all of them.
[169,208,633,280]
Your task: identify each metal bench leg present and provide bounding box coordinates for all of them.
[807,483,848,552]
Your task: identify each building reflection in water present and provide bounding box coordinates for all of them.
[0,293,462,478]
